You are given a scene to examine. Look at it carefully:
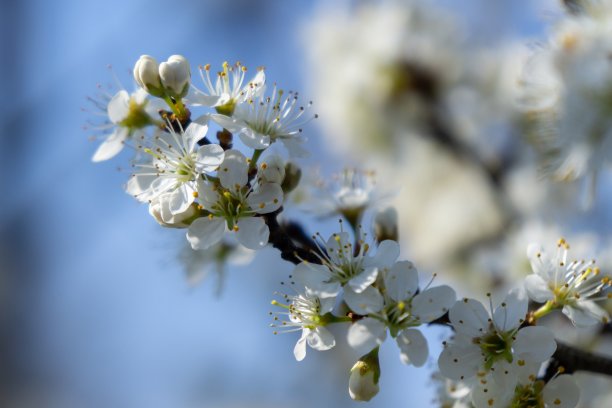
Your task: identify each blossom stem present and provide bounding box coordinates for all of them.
[532,301,556,321]
[249,149,265,170]
[163,96,189,121]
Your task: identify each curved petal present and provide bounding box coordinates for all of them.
[344,286,384,315]
[186,217,225,250]
[514,326,556,363]
[218,149,248,189]
[294,331,307,362]
[168,184,194,215]
[396,328,428,367]
[543,375,580,408]
[235,217,269,250]
[92,128,129,162]
[347,317,387,354]
[384,260,418,302]
[196,144,225,173]
[370,240,400,269]
[293,263,339,299]
[563,300,610,328]
[411,285,456,323]
[107,90,130,124]
[247,183,283,214]
[184,121,209,152]
[524,275,554,303]
[307,327,336,351]
[239,129,271,150]
[449,298,490,337]
[493,287,528,332]
[347,266,378,294]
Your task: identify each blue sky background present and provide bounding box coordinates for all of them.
[0,1,569,407]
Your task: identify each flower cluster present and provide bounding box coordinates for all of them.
[89,38,612,406]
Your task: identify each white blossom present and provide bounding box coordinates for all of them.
[270,290,336,361]
[125,119,225,215]
[186,149,283,250]
[526,238,611,327]
[159,55,191,98]
[438,289,557,393]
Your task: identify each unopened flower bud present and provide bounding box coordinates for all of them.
[348,348,380,402]
[133,55,164,97]
[149,197,198,228]
[260,155,285,184]
[374,207,398,242]
[159,55,191,98]
[281,162,302,194]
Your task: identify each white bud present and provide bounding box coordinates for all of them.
[149,197,197,228]
[374,207,398,242]
[133,55,163,96]
[348,350,380,402]
[259,155,285,184]
[159,55,191,98]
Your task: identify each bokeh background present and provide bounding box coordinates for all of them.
[1,1,605,407]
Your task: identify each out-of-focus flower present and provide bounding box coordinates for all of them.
[373,207,398,243]
[520,4,612,199]
[90,88,163,162]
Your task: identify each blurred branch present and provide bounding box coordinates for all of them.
[544,341,612,380]
[562,0,583,14]
[262,209,323,265]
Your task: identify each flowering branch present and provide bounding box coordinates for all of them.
[545,341,612,380]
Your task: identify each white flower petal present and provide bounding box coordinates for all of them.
[344,286,384,315]
[92,128,129,162]
[184,121,209,152]
[168,184,194,215]
[186,217,225,250]
[371,240,400,269]
[396,329,428,367]
[196,144,225,173]
[524,275,554,303]
[107,90,130,124]
[493,287,528,332]
[247,183,283,214]
[235,217,269,250]
[239,129,271,150]
[563,300,610,327]
[218,149,249,189]
[543,375,580,408]
[307,327,336,351]
[294,331,308,361]
[293,263,340,299]
[384,261,418,302]
[514,326,557,363]
[449,298,490,337]
[281,137,309,157]
[347,266,378,293]
[471,380,513,408]
[411,285,456,323]
[347,317,387,354]
[438,341,483,381]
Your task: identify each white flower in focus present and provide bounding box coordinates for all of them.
[91,88,163,162]
[188,61,265,115]
[213,86,316,157]
[439,289,557,393]
[186,149,283,250]
[293,229,399,310]
[270,291,336,361]
[348,261,455,365]
[126,119,225,215]
[525,238,611,327]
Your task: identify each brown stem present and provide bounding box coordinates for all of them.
[262,210,323,265]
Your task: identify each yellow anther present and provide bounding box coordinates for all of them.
[204,64,211,71]
[223,191,232,199]
[233,225,239,232]
[192,191,199,198]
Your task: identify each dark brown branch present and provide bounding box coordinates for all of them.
[262,209,322,265]
[544,341,612,380]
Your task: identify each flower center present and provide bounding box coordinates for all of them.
[476,329,514,370]
[120,98,153,129]
[511,382,544,408]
